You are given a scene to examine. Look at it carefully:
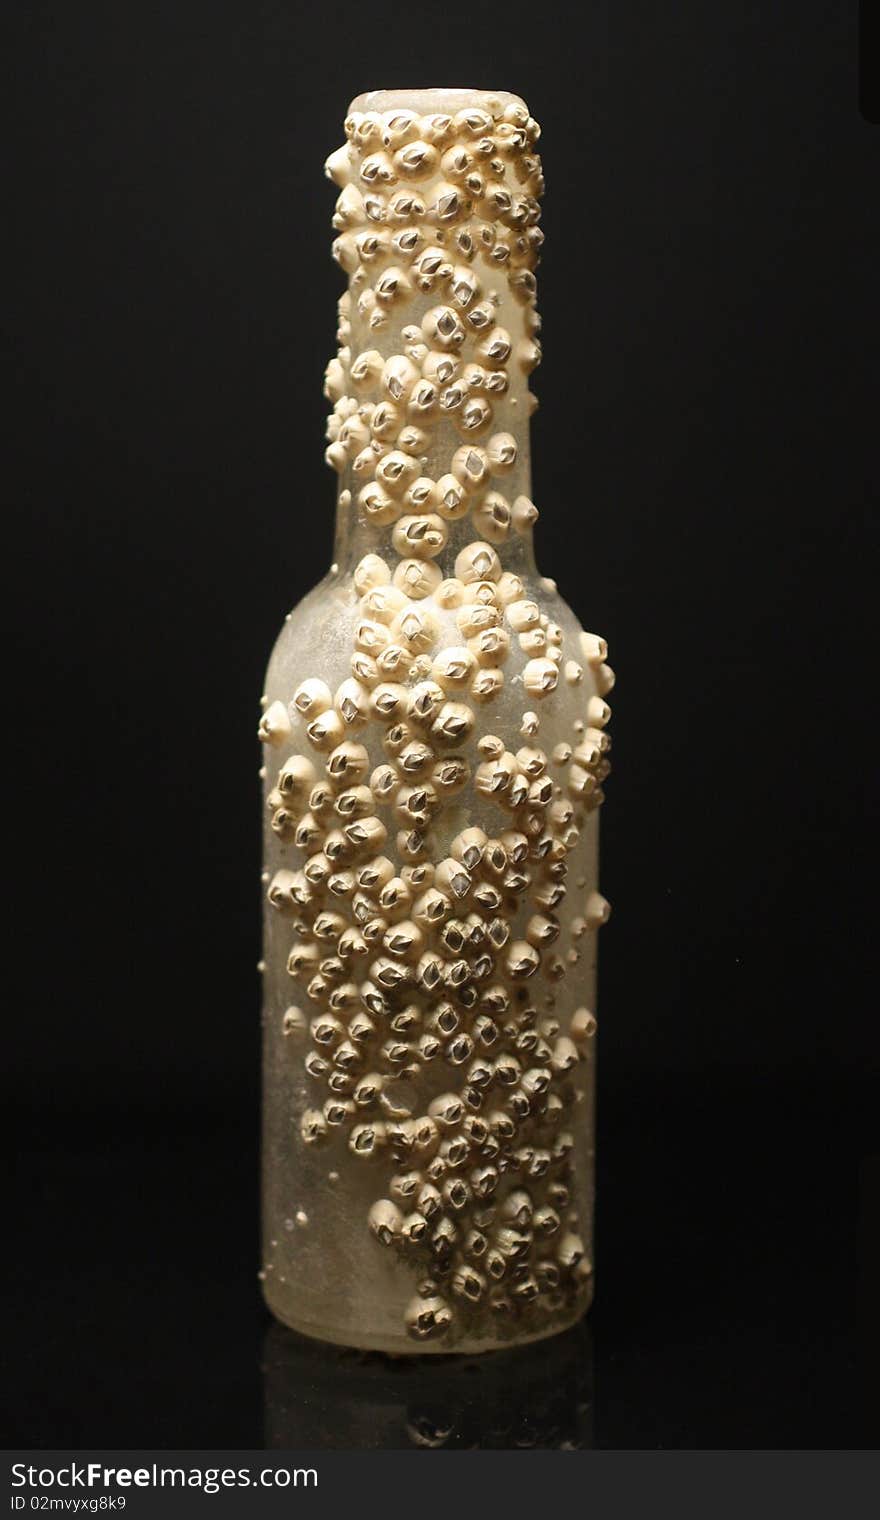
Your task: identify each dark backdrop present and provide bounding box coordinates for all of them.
[5,0,878,1449]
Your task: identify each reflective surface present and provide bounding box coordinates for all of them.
[5,1078,876,1449]
[263,1321,593,1449]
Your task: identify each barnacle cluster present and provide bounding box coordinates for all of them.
[261,91,612,1347]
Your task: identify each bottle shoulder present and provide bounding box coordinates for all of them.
[262,564,600,718]
[263,570,357,695]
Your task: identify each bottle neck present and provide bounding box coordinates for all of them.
[323,89,543,582]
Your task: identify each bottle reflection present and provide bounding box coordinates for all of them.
[262,1319,593,1449]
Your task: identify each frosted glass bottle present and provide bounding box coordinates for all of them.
[260,89,613,1353]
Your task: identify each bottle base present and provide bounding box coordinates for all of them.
[262,1279,593,1357]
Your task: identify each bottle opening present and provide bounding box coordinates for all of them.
[347,87,528,117]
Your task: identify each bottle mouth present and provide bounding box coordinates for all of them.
[347,87,528,117]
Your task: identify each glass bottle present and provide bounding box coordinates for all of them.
[260,88,613,1353]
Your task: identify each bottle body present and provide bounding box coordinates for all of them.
[260,89,612,1353]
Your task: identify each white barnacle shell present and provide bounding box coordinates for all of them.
[517,338,542,373]
[359,149,397,187]
[431,646,476,688]
[522,658,559,698]
[506,940,540,980]
[394,139,439,181]
[512,495,539,533]
[400,1211,429,1247]
[432,755,469,794]
[275,752,317,806]
[403,475,438,513]
[455,601,499,639]
[430,581,462,614]
[412,244,452,291]
[300,1108,328,1146]
[354,553,391,594]
[324,440,348,473]
[441,142,473,182]
[349,348,384,391]
[468,626,510,668]
[334,783,374,820]
[258,700,291,747]
[369,685,408,723]
[595,662,616,696]
[266,870,302,914]
[334,678,370,730]
[354,617,390,655]
[370,399,401,440]
[395,221,427,262]
[393,559,442,601]
[506,598,541,633]
[323,356,347,401]
[381,353,420,403]
[462,577,499,608]
[570,1007,598,1045]
[324,142,354,186]
[392,513,448,559]
[361,583,407,623]
[354,227,390,264]
[392,603,438,655]
[282,1006,307,1038]
[431,701,475,746]
[587,694,612,728]
[449,263,480,308]
[551,1035,580,1074]
[427,1092,464,1132]
[485,366,509,398]
[557,1232,587,1272]
[455,541,501,585]
[406,376,440,417]
[580,630,609,665]
[486,431,517,474]
[455,105,495,137]
[434,473,469,521]
[422,350,460,386]
[421,112,454,145]
[467,299,498,337]
[345,815,389,857]
[305,709,345,752]
[291,679,331,720]
[326,740,370,784]
[374,265,412,306]
[405,1293,452,1341]
[387,186,426,222]
[332,181,365,230]
[519,627,547,656]
[584,890,612,929]
[434,857,472,903]
[451,444,490,492]
[567,763,596,802]
[458,394,494,436]
[438,377,466,414]
[377,108,418,149]
[426,180,471,225]
[375,449,421,497]
[472,490,510,542]
[476,326,512,367]
[368,1198,403,1245]
[421,304,466,350]
[358,481,400,526]
[494,571,524,606]
[466,676,497,727]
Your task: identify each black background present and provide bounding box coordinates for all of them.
[5,0,878,1448]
